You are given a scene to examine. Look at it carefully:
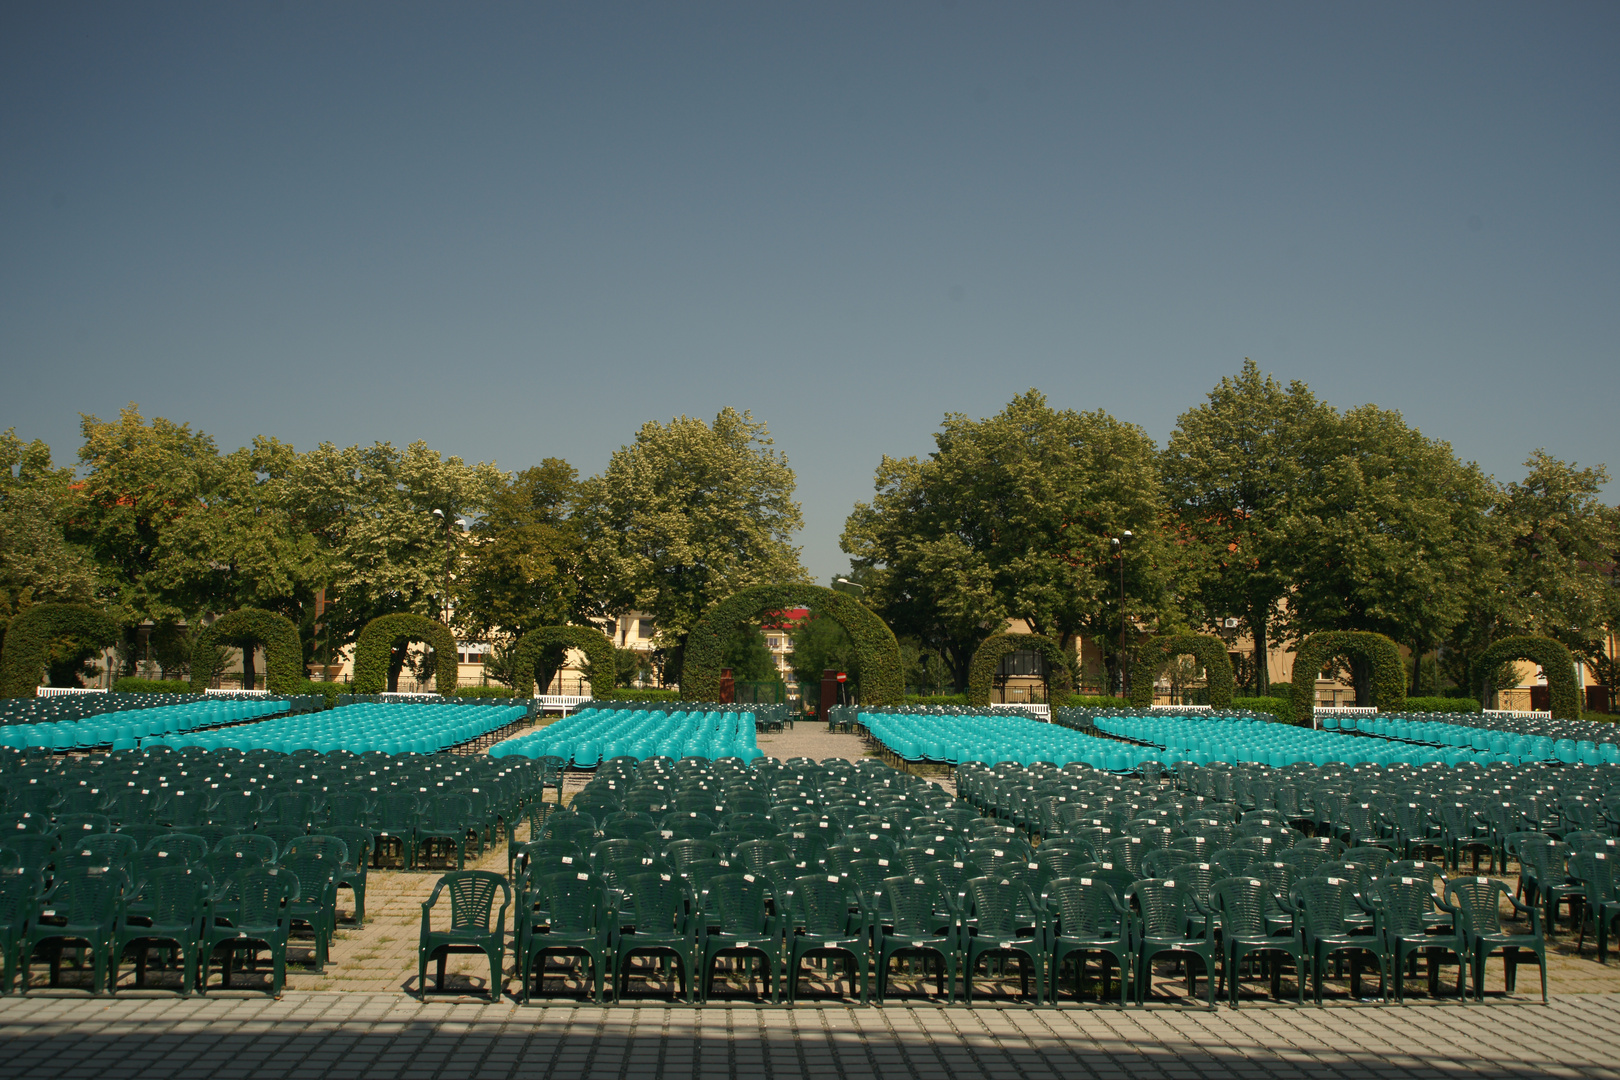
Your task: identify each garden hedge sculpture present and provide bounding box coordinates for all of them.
[1479,635,1581,719]
[966,633,1076,707]
[683,584,904,706]
[0,603,121,699]
[351,613,459,695]
[1128,633,1236,709]
[1290,630,1407,725]
[188,608,303,695]
[509,625,618,699]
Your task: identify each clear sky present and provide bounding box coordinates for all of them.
[3,2,1615,583]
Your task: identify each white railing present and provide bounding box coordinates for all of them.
[36,686,108,697]
[1314,706,1379,715]
[1150,704,1213,712]
[990,703,1051,721]
[536,694,592,715]
[206,687,270,696]
[379,691,442,700]
[1483,709,1552,719]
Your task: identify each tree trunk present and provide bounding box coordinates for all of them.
[242,645,257,692]
[1411,643,1424,695]
[388,643,405,693]
[1350,655,1373,707]
[1251,610,1270,697]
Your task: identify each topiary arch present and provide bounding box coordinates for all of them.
[1128,633,1236,709]
[509,625,617,699]
[1479,635,1581,720]
[684,585,904,706]
[0,603,122,699]
[188,608,303,695]
[967,632,1076,707]
[1290,630,1407,724]
[351,613,459,695]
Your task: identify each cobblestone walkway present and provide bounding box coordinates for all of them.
[2,991,1619,1079]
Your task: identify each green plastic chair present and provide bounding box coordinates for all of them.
[1440,876,1547,1002]
[112,865,208,996]
[0,870,37,994]
[418,870,511,1002]
[1129,877,1217,1008]
[1209,875,1304,1007]
[1360,874,1462,1002]
[518,870,614,1004]
[614,870,699,1002]
[786,873,870,1004]
[873,874,960,1003]
[697,870,784,1003]
[1043,875,1131,1006]
[962,875,1045,1004]
[21,872,122,995]
[325,826,375,926]
[280,848,342,973]
[201,866,298,997]
[1291,875,1379,1004]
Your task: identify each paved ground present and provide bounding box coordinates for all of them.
[3,991,1620,1079]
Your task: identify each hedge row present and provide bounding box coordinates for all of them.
[350,613,459,696]
[113,678,193,694]
[0,603,122,699]
[1480,635,1581,720]
[188,609,303,696]
[966,633,1076,707]
[1128,633,1236,709]
[1290,631,1407,724]
[510,625,618,699]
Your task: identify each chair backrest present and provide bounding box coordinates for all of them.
[135,865,210,926]
[699,870,773,935]
[153,832,210,865]
[237,867,298,925]
[621,870,690,934]
[42,872,121,927]
[792,873,860,937]
[1212,875,1271,937]
[1568,852,1616,902]
[1445,875,1512,937]
[432,870,510,931]
[531,870,606,934]
[1292,875,1358,937]
[1367,875,1437,938]
[965,875,1033,938]
[1128,878,1192,939]
[326,826,375,867]
[1048,876,1124,939]
[283,834,351,866]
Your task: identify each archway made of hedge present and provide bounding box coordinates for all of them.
[967,632,1077,707]
[1480,635,1581,719]
[350,613,459,695]
[683,584,904,706]
[1290,630,1407,724]
[1129,633,1236,709]
[510,625,617,699]
[0,603,121,699]
[188,608,303,695]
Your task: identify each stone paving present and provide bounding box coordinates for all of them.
[3,991,1620,1079]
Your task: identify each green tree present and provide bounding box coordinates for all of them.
[1285,404,1495,703]
[788,612,861,696]
[1161,361,1333,695]
[575,408,807,683]
[0,429,97,620]
[457,459,585,640]
[720,622,778,683]
[842,390,1173,692]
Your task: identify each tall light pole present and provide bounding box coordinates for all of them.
[1111,530,1133,698]
[431,509,455,626]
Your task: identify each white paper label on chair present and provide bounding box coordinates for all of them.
[577,872,589,880]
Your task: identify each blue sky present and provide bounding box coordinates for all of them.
[3,2,1615,582]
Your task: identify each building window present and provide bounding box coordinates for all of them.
[639,620,655,639]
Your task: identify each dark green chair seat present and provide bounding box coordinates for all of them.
[962,875,1044,1005]
[1129,877,1216,1008]
[417,870,510,1002]
[1044,876,1131,1006]
[1292,874,1379,1004]
[786,873,869,1003]
[698,871,784,1003]
[201,867,298,997]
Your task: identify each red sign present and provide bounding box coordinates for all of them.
[836,672,847,682]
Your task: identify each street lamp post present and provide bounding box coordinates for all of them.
[1111,530,1133,698]
[431,509,455,626]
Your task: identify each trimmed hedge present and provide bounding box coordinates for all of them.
[967,633,1076,707]
[684,585,904,706]
[905,693,970,706]
[1480,635,1581,719]
[1068,694,1134,709]
[453,685,517,699]
[1400,696,1483,714]
[113,678,194,694]
[1290,630,1407,725]
[1128,633,1236,709]
[510,625,618,699]
[0,603,122,699]
[611,688,682,703]
[1232,696,1298,726]
[351,613,459,695]
[189,609,304,695]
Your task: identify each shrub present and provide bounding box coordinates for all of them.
[905,693,969,706]
[188,609,303,695]
[453,685,518,699]
[1068,694,1133,709]
[1232,696,1300,726]
[113,678,193,695]
[1399,696,1482,714]
[351,613,458,695]
[0,603,121,699]
[287,680,343,708]
[966,633,1076,707]
[612,688,682,702]
[1129,634,1236,709]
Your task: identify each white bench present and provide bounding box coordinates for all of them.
[36,686,108,696]
[1483,709,1552,719]
[990,703,1051,721]
[207,687,270,696]
[536,694,592,716]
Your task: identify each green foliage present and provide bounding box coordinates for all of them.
[1479,635,1582,720]
[187,609,303,695]
[575,408,807,670]
[1128,633,1236,708]
[684,584,903,706]
[0,429,97,620]
[720,622,778,683]
[1231,696,1299,726]
[457,459,585,640]
[843,390,1173,694]
[905,693,969,706]
[509,625,618,699]
[1397,696,1483,714]
[288,680,342,708]
[113,678,193,694]
[612,688,682,703]
[1290,631,1407,724]
[787,612,861,692]
[1067,694,1133,709]
[452,685,517,699]
[967,632,1076,707]
[350,613,458,695]
[0,603,121,698]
